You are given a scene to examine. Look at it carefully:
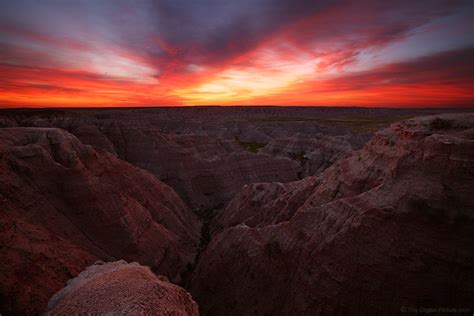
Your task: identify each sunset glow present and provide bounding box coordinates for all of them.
[1,1,474,107]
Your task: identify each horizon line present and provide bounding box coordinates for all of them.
[1,104,474,110]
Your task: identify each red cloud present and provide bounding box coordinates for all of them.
[0,1,473,107]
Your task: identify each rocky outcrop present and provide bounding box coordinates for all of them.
[262,133,355,177]
[190,113,474,315]
[1,108,394,210]
[46,260,199,315]
[213,177,318,233]
[98,128,300,209]
[0,127,199,315]
[0,113,302,209]
[1,108,471,315]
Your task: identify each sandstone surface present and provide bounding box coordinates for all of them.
[0,127,199,314]
[1,107,426,209]
[1,108,471,315]
[46,260,199,315]
[191,113,474,315]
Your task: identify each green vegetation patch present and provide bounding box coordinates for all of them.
[235,137,267,153]
[317,116,413,132]
[252,115,412,132]
[430,117,453,130]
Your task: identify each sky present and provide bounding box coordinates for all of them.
[0,0,473,108]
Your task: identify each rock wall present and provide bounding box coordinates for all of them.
[2,110,472,315]
[0,109,365,209]
[190,114,474,315]
[0,128,199,314]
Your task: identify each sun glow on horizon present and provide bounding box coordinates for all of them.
[1,1,473,108]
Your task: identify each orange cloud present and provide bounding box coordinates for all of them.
[1,1,473,108]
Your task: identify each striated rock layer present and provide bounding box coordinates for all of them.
[0,112,302,209]
[262,133,355,177]
[46,260,199,315]
[190,114,474,315]
[0,107,468,211]
[0,109,379,209]
[0,127,199,315]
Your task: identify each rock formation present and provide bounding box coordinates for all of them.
[190,113,474,315]
[262,133,355,177]
[0,127,199,314]
[46,260,199,315]
[4,107,413,210]
[1,108,472,315]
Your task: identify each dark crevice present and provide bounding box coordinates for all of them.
[182,207,218,288]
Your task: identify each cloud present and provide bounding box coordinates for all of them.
[317,45,474,90]
[260,45,474,106]
[0,0,473,106]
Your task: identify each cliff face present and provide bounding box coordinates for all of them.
[262,133,356,177]
[1,110,473,315]
[0,114,303,210]
[66,121,301,209]
[190,114,474,315]
[0,110,368,210]
[46,260,199,315]
[0,128,200,315]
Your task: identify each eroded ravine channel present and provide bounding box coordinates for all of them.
[182,207,219,289]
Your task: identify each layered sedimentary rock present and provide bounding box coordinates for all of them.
[0,113,302,209]
[3,108,409,210]
[262,133,355,177]
[190,114,474,315]
[213,177,318,233]
[0,127,199,315]
[46,260,199,315]
[96,128,300,209]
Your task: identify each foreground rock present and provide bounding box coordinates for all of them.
[191,113,474,315]
[46,260,199,315]
[0,128,199,314]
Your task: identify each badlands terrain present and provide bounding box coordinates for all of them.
[0,106,473,315]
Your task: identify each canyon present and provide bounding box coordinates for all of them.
[0,107,473,315]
